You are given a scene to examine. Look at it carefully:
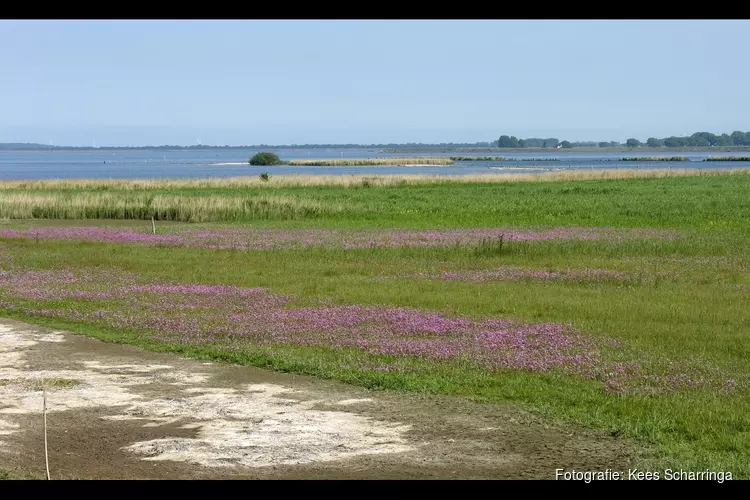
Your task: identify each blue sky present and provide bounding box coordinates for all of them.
[1,20,748,146]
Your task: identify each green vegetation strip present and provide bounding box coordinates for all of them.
[1,170,750,229]
[619,157,689,162]
[287,157,453,166]
[449,156,506,161]
[705,156,750,162]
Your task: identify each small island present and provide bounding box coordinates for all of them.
[249,152,286,165]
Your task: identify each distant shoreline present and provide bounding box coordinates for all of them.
[381,147,750,154]
[3,146,750,154]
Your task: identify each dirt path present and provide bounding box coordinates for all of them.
[0,318,635,479]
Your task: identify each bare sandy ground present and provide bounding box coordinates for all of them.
[0,318,635,479]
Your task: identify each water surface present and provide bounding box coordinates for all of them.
[1,148,748,180]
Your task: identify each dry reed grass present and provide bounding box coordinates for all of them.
[0,168,747,192]
[287,157,453,166]
[0,193,342,222]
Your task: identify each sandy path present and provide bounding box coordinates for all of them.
[0,318,634,479]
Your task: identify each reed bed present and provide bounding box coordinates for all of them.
[0,193,342,222]
[449,156,506,161]
[618,156,689,162]
[287,157,454,166]
[488,167,562,172]
[705,156,750,162]
[0,168,747,192]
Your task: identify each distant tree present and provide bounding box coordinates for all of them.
[497,135,520,148]
[687,134,710,148]
[519,138,560,148]
[626,138,641,148]
[518,139,526,148]
[689,132,716,147]
[663,136,686,147]
[560,140,572,149]
[598,141,610,148]
[716,134,733,146]
[646,137,663,147]
[249,152,282,165]
[731,131,749,146]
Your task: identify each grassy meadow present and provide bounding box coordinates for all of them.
[1,169,750,476]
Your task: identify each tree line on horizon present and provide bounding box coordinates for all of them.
[496,131,750,149]
[623,131,750,148]
[3,131,750,151]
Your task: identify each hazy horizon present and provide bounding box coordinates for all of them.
[2,124,745,148]
[2,20,749,147]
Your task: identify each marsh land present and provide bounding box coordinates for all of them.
[1,169,749,479]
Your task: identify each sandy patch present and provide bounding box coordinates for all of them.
[0,420,19,436]
[337,398,374,406]
[120,384,412,467]
[0,321,414,468]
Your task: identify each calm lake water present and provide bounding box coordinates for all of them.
[1,148,749,180]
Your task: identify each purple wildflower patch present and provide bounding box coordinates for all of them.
[0,264,730,395]
[0,227,182,245]
[0,226,679,251]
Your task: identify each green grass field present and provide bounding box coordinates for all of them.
[1,169,749,476]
